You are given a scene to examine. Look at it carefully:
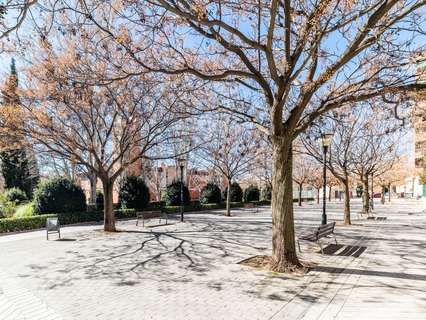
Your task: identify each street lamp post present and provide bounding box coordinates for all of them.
[177,158,187,222]
[370,172,374,211]
[319,133,333,225]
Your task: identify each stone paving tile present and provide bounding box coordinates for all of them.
[0,199,425,319]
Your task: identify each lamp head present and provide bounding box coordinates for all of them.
[319,133,333,148]
[177,158,187,167]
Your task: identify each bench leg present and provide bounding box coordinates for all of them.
[47,231,48,241]
[58,230,61,239]
[136,219,138,226]
[297,239,301,253]
[318,241,324,254]
[333,234,338,245]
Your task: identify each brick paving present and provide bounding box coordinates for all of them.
[0,199,425,319]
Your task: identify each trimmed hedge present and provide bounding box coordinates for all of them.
[56,208,137,225]
[0,200,274,233]
[252,200,271,206]
[292,197,314,203]
[0,214,56,233]
[147,201,165,210]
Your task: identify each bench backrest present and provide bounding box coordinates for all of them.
[46,218,60,231]
[138,211,163,219]
[316,222,335,239]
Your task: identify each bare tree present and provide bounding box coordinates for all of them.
[303,111,359,224]
[292,154,314,206]
[3,37,187,232]
[253,138,273,192]
[196,117,261,216]
[308,165,324,205]
[0,0,37,41]
[349,119,401,214]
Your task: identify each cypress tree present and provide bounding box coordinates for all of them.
[0,59,39,197]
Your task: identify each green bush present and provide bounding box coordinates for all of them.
[33,177,87,214]
[0,193,17,218]
[96,190,104,211]
[223,182,243,202]
[4,188,27,204]
[14,203,34,218]
[261,187,272,201]
[0,214,56,233]
[200,183,222,204]
[118,176,150,210]
[164,181,190,206]
[243,185,260,202]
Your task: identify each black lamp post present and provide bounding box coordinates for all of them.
[177,158,187,222]
[370,172,374,211]
[319,133,333,225]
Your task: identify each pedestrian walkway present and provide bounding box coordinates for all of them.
[0,199,425,319]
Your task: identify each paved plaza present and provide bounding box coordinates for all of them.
[0,199,425,319]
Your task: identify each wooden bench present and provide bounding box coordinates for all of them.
[297,222,337,254]
[46,217,61,240]
[136,211,168,227]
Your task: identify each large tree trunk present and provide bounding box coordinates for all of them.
[343,177,351,225]
[270,137,301,272]
[298,183,302,206]
[381,185,386,204]
[388,183,391,202]
[362,175,369,214]
[226,177,231,217]
[89,170,97,205]
[102,178,116,232]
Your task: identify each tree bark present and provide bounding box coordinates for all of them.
[270,137,301,272]
[388,183,391,202]
[316,188,320,204]
[89,170,97,205]
[298,183,302,206]
[362,175,369,214]
[343,177,351,225]
[226,177,231,217]
[381,185,386,204]
[328,186,332,202]
[102,178,116,232]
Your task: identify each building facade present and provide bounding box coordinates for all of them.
[414,55,426,169]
